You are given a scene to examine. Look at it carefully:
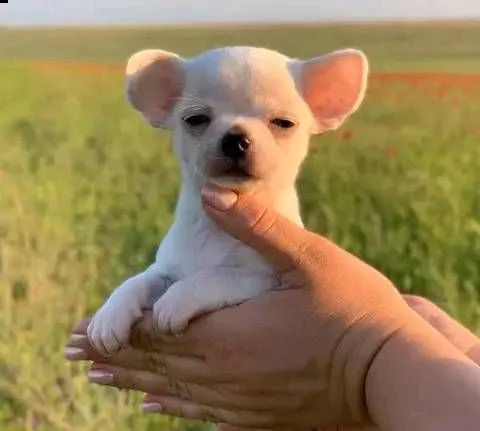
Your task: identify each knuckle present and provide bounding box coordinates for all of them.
[178,403,192,420]
[181,381,193,399]
[115,369,137,391]
[163,400,183,418]
[248,206,277,238]
[227,411,271,429]
[143,351,167,375]
[170,400,214,422]
[166,377,181,396]
[293,233,331,271]
[163,375,193,400]
[293,236,317,267]
[201,406,221,423]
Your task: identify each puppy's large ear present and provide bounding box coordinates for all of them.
[295,49,369,134]
[126,49,184,129]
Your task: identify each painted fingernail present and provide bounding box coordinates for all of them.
[64,347,88,360]
[88,370,114,385]
[68,334,90,347]
[142,402,163,413]
[201,186,238,211]
[70,334,89,342]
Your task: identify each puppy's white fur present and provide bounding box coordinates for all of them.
[87,46,369,355]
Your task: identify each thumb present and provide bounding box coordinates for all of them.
[201,184,333,272]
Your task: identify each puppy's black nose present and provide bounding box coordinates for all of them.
[221,131,251,161]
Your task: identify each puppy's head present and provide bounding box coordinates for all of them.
[126,46,368,192]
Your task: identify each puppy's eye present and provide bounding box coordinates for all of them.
[271,118,296,129]
[183,114,211,128]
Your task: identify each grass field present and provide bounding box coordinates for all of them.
[0,23,479,431]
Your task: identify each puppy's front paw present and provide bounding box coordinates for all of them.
[153,291,194,336]
[87,299,142,357]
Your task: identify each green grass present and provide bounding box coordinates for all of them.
[0,23,479,431]
[1,22,480,71]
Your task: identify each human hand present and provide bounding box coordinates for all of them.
[65,185,480,430]
[215,295,480,431]
[65,293,480,431]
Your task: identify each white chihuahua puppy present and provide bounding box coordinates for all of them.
[87,46,369,356]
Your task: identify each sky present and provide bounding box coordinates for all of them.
[1,0,480,26]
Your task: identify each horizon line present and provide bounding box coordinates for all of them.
[1,17,480,30]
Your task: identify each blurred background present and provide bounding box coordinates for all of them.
[0,1,479,430]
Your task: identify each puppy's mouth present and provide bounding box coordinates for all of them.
[207,159,256,189]
[221,164,250,178]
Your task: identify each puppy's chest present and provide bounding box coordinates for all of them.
[155,217,269,280]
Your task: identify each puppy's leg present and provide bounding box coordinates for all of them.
[87,264,172,356]
[153,268,277,335]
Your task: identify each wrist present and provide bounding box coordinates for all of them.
[365,311,480,431]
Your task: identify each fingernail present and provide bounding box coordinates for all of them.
[69,334,89,343]
[88,370,114,385]
[201,186,238,211]
[64,347,88,361]
[71,334,87,340]
[142,402,163,413]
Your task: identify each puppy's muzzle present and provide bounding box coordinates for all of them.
[221,129,251,162]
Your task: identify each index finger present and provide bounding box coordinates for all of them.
[70,317,92,335]
[404,295,480,363]
[67,312,200,356]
